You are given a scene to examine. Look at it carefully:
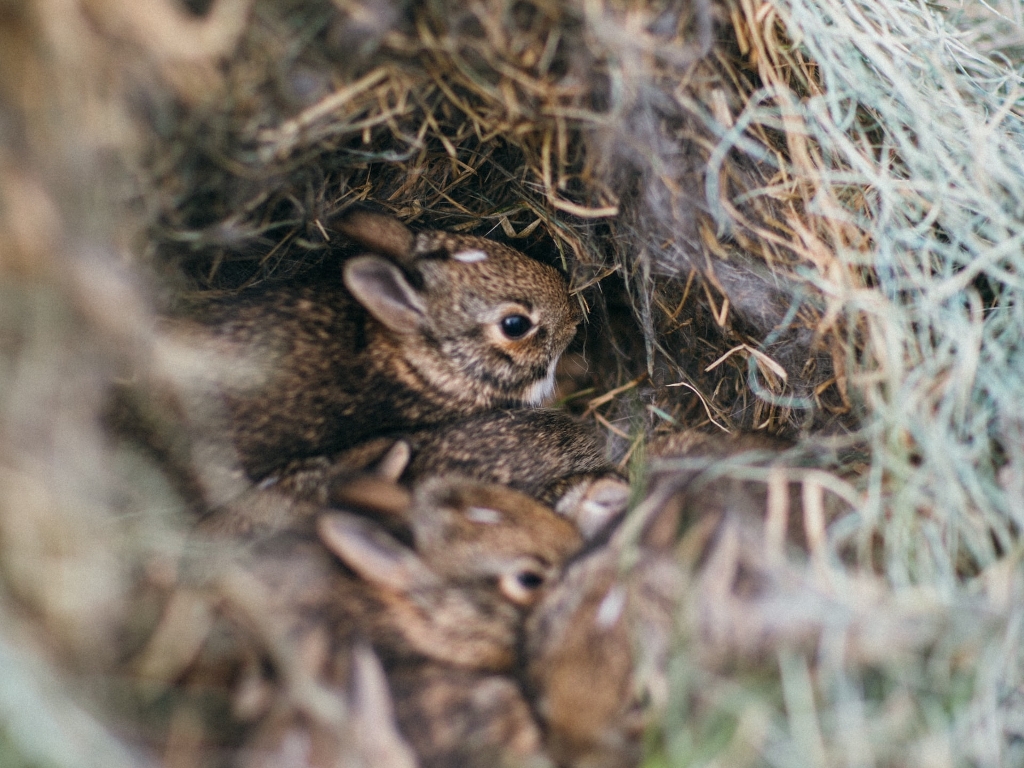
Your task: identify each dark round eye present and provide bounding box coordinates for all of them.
[500,561,549,605]
[500,314,533,339]
[516,570,545,590]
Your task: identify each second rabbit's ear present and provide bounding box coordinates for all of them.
[318,513,437,592]
[329,474,412,522]
[375,440,411,483]
[334,210,414,262]
[344,256,426,335]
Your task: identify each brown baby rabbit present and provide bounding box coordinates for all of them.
[170,209,582,479]
[263,408,629,538]
[197,475,582,671]
[236,507,557,768]
[524,431,832,768]
[144,474,579,767]
[523,493,682,768]
[133,471,579,764]
[315,478,582,671]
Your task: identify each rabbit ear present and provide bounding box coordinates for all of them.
[556,476,630,540]
[318,512,436,592]
[334,210,414,262]
[375,440,411,482]
[329,475,412,522]
[344,256,426,334]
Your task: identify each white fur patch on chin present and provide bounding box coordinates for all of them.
[522,359,558,406]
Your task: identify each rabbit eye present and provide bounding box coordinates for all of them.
[500,314,533,339]
[499,563,548,605]
[516,570,545,589]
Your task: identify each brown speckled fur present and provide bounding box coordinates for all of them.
[172,212,581,479]
[180,475,580,767]
[253,409,628,536]
[388,661,549,768]
[399,409,619,506]
[195,475,582,672]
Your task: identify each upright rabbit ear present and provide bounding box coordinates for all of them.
[329,474,412,523]
[375,440,411,483]
[344,256,426,334]
[334,210,414,262]
[318,513,436,592]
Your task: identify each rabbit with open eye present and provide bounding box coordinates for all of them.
[145,474,579,767]
[168,209,582,479]
[313,475,583,671]
[237,490,567,768]
[171,473,583,679]
[133,472,579,766]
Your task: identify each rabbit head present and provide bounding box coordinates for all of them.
[338,210,583,408]
[522,450,736,768]
[319,476,582,671]
[523,506,683,768]
[406,476,583,588]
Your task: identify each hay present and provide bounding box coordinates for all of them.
[3,0,1024,765]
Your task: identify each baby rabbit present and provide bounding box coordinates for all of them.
[168,474,582,679]
[524,431,822,768]
[169,209,582,479]
[153,474,579,767]
[523,497,682,768]
[234,501,561,768]
[264,409,630,538]
[135,472,578,765]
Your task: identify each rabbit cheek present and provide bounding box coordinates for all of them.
[482,336,559,401]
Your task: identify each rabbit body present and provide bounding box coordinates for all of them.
[388,661,550,768]
[397,409,617,505]
[399,410,628,537]
[260,409,629,538]
[171,211,581,478]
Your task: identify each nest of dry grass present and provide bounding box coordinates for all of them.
[4,0,1024,765]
